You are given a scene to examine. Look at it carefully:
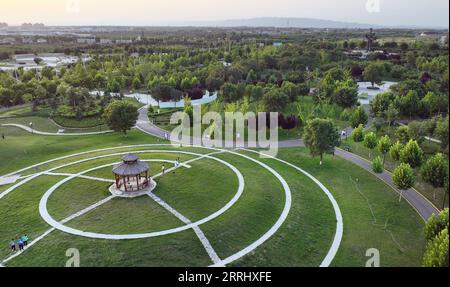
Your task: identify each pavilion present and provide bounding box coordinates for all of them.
[112,154,150,193]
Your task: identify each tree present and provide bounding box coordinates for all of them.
[386,104,399,127]
[262,89,288,112]
[423,228,449,267]
[435,116,449,151]
[393,163,416,202]
[102,101,138,135]
[352,124,364,142]
[400,140,424,168]
[389,141,403,161]
[372,156,384,174]
[424,209,449,243]
[395,90,420,118]
[370,92,395,118]
[351,106,368,128]
[363,62,385,88]
[395,126,410,144]
[332,85,358,108]
[408,121,425,143]
[363,132,378,158]
[131,76,141,91]
[377,135,391,165]
[422,92,448,116]
[302,118,340,166]
[422,154,448,200]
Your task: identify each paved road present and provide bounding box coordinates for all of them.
[135,106,440,221]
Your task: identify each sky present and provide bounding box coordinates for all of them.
[0,0,448,28]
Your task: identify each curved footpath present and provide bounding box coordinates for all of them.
[135,106,440,221]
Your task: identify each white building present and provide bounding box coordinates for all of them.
[116,39,133,44]
[77,38,96,44]
[100,39,113,45]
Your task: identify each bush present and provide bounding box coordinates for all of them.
[400,140,424,168]
[372,156,384,173]
[424,209,449,242]
[389,141,403,161]
[352,124,364,142]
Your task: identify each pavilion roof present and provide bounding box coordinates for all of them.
[113,154,149,176]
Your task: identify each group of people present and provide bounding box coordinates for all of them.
[9,235,29,252]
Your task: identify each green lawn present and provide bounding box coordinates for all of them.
[0,128,425,267]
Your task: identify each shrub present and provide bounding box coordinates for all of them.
[352,124,364,142]
[400,140,424,168]
[372,156,384,174]
[389,141,403,161]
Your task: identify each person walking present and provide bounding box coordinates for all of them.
[161,164,166,175]
[17,238,24,251]
[9,239,16,252]
[21,235,29,247]
[173,159,179,176]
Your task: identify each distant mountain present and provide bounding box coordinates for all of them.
[180,17,383,29]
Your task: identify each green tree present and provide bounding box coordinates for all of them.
[332,85,358,108]
[372,156,384,174]
[386,104,399,127]
[400,140,424,168]
[377,135,392,165]
[363,62,385,88]
[396,126,410,144]
[424,209,449,243]
[389,141,403,161]
[352,124,364,142]
[422,154,448,200]
[393,163,416,202]
[351,106,368,128]
[262,89,288,112]
[363,132,378,158]
[302,118,340,166]
[423,228,449,267]
[102,101,138,135]
[131,76,141,91]
[435,116,449,151]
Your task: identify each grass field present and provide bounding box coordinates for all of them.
[0,126,425,267]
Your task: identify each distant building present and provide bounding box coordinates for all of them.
[36,38,48,44]
[77,38,96,44]
[99,39,113,45]
[116,39,133,44]
[0,37,16,45]
[22,38,34,44]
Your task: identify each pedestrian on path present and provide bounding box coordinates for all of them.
[173,158,180,176]
[9,239,16,252]
[17,238,24,251]
[21,235,29,247]
[162,164,166,175]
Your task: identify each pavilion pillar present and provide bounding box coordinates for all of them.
[123,177,127,192]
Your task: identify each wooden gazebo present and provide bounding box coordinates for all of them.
[112,154,150,192]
